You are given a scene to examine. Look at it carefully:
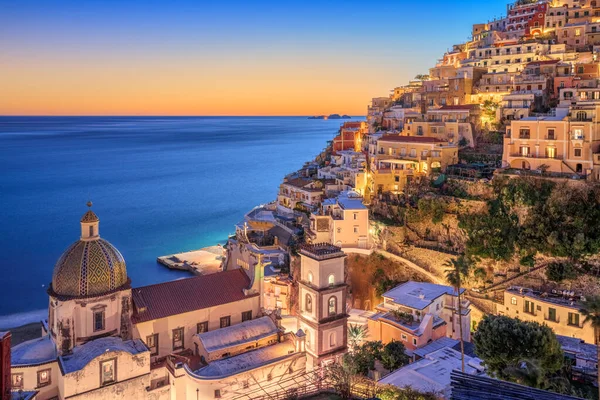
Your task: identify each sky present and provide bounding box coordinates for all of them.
[1,0,508,116]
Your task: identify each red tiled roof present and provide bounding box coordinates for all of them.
[342,122,363,128]
[131,269,255,323]
[527,60,560,66]
[378,135,446,143]
[438,105,478,110]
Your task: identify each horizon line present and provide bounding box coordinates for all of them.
[0,114,367,118]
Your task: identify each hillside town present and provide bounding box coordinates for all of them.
[3,0,600,399]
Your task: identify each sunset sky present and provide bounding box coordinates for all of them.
[2,0,506,116]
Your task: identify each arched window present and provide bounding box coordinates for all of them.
[328,274,335,286]
[576,111,587,121]
[307,271,313,284]
[305,294,312,313]
[511,296,517,305]
[328,297,337,316]
[329,332,336,347]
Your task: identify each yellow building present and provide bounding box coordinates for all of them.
[372,135,458,194]
[500,287,596,344]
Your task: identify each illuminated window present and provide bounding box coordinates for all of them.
[328,274,335,286]
[100,359,116,386]
[307,271,313,284]
[511,297,517,305]
[172,327,184,350]
[546,147,556,159]
[12,373,23,389]
[146,333,158,356]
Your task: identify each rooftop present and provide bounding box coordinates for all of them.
[451,371,584,400]
[557,335,597,362]
[505,286,583,310]
[383,281,463,310]
[11,335,57,367]
[193,339,297,378]
[299,243,346,260]
[379,348,484,398]
[59,337,147,374]
[337,196,367,210]
[196,316,279,354]
[378,135,447,144]
[132,268,255,323]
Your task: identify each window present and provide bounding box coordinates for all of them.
[305,294,313,313]
[307,271,313,284]
[548,308,557,322]
[568,312,580,327]
[172,327,184,350]
[242,310,252,322]
[519,128,530,139]
[573,129,584,140]
[329,332,336,347]
[353,213,358,220]
[197,322,208,334]
[220,316,231,328]
[353,226,358,233]
[575,148,582,157]
[576,111,587,121]
[328,297,337,316]
[93,310,105,332]
[328,274,335,286]
[215,389,222,398]
[520,146,530,157]
[100,359,116,386]
[547,129,555,140]
[401,334,407,341]
[89,225,94,237]
[413,338,417,346]
[524,300,535,314]
[37,369,51,388]
[12,373,23,389]
[146,333,158,356]
[511,296,517,305]
[546,147,556,159]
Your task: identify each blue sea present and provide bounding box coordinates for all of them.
[0,116,362,327]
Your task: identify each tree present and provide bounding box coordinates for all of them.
[580,296,600,400]
[444,255,471,372]
[347,324,368,351]
[380,340,410,371]
[545,260,577,282]
[473,315,563,381]
[378,385,439,400]
[343,341,383,376]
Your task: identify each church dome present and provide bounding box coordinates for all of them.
[51,204,128,298]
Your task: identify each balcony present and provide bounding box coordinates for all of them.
[518,134,531,139]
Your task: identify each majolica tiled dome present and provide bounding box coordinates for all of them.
[51,204,128,298]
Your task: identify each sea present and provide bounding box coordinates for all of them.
[0,116,362,327]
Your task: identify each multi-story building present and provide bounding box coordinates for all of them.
[307,192,369,249]
[368,281,472,352]
[500,287,596,344]
[297,244,349,368]
[505,1,549,35]
[277,177,324,212]
[405,105,480,146]
[372,135,458,194]
[332,121,368,153]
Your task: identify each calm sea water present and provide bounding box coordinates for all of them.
[0,116,362,326]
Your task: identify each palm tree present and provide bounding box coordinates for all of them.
[347,324,368,351]
[444,255,471,373]
[580,296,600,400]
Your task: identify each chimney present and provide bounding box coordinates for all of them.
[0,331,11,399]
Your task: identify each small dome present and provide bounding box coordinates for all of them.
[51,205,128,298]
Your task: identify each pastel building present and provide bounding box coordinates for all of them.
[277,177,324,212]
[368,281,472,352]
[307,192,369,249]
[372,135,458,194]
[296,244,349,369]
[500,287,596,344]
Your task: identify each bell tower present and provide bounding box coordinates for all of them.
[296,243,348,368]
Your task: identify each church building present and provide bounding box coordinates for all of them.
[9,204,348,399]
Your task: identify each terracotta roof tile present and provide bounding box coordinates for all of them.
[379,135,447,143]
[131,269,254,323]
